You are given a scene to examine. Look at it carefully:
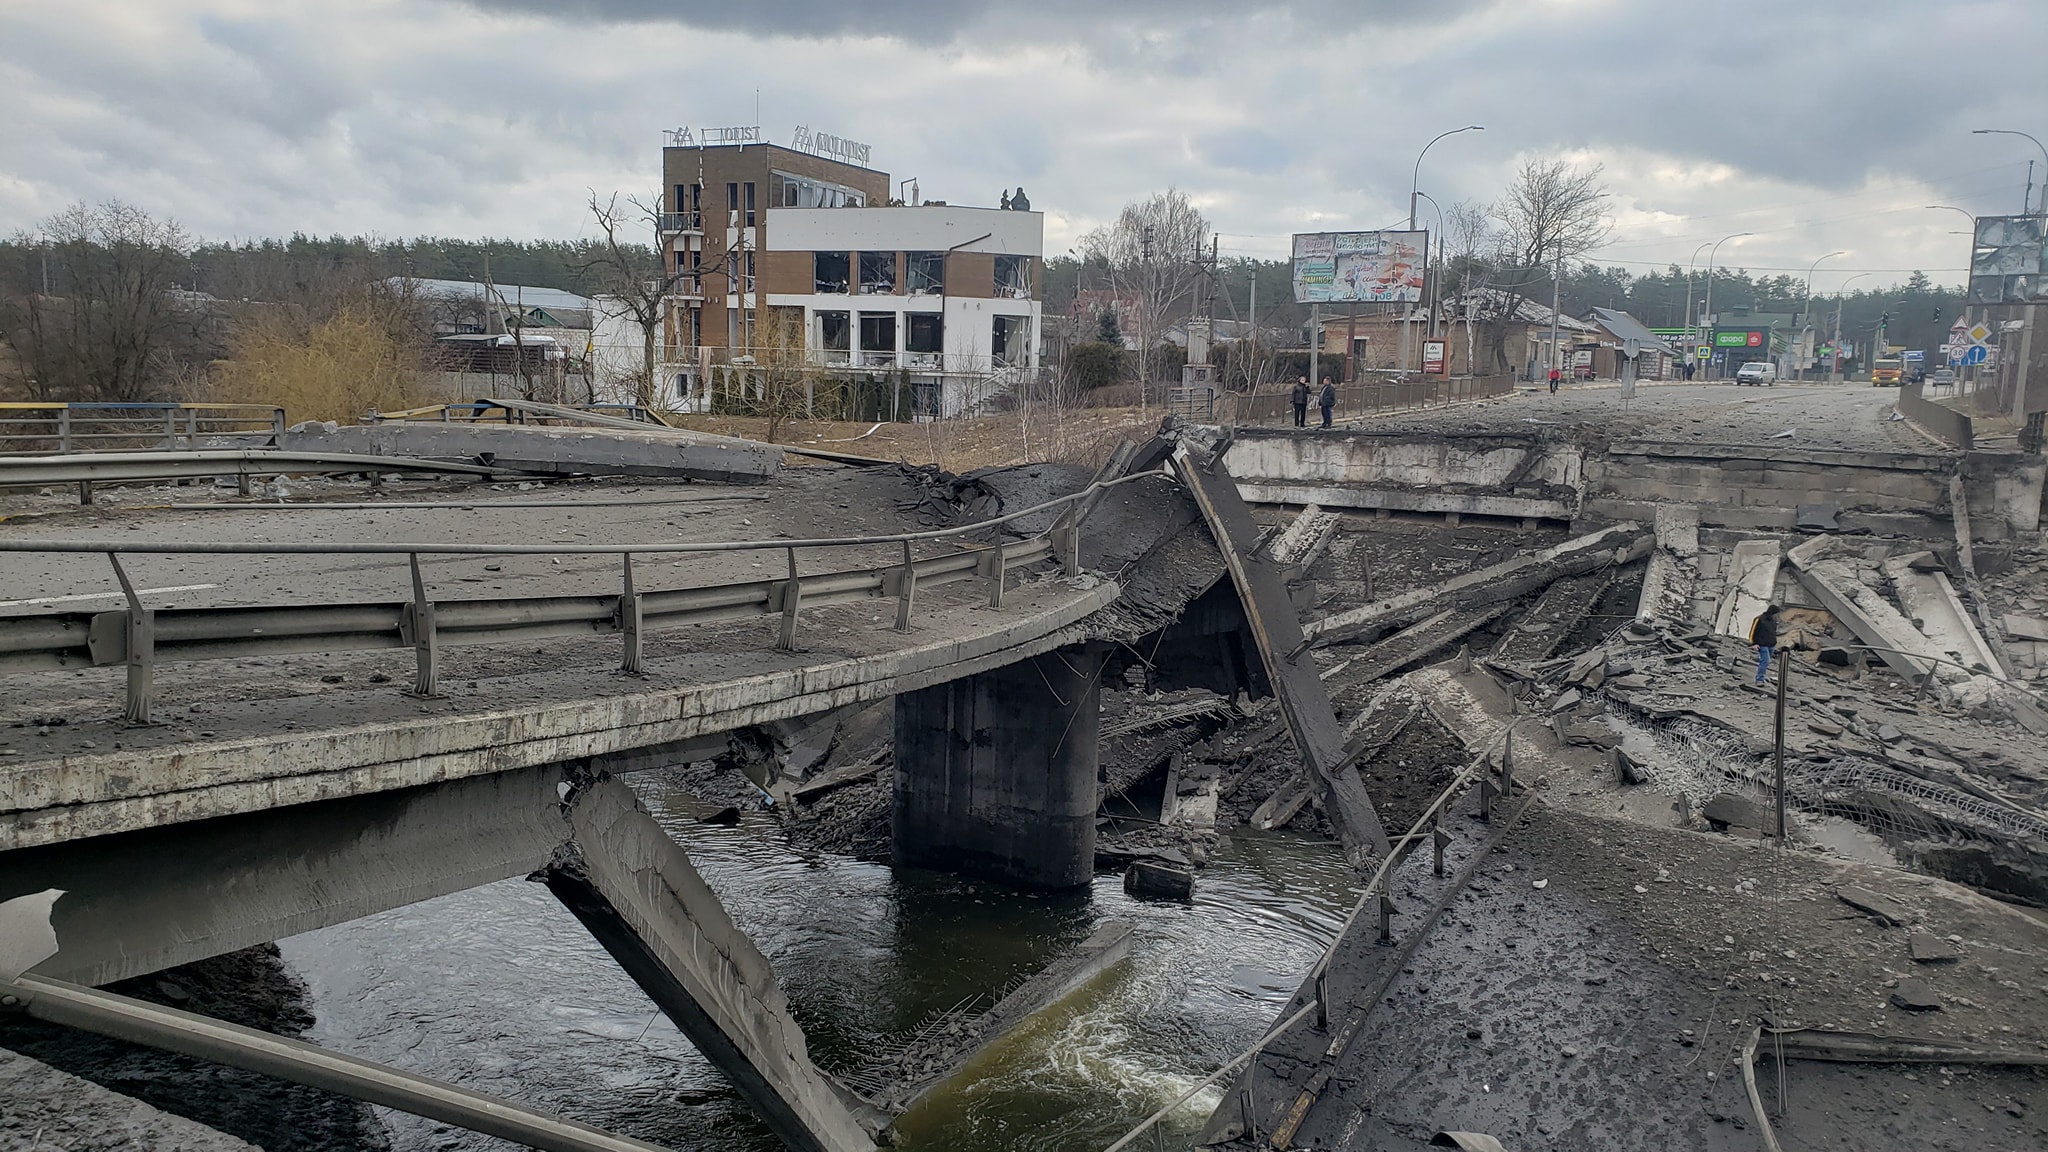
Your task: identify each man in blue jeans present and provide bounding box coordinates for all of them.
[1749,604,1782,683]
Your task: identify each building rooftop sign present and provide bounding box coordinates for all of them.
[664,126,762,148]
[792,124,873,168]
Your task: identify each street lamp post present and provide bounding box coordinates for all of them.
[1682,241,1716,368]
[1404,126,1482,369]
[1701,232,1752,380]
[1833,271,1872,383]
[1414,190,1446,345]
[1972,129,2048,214]
[1802,251,1845,380]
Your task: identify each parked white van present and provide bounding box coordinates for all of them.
[1735,361,1778,386]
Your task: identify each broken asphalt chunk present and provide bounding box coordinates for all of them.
[1837,885,1911,927]
[1889,979,1943,1012]
[1908,931,1959,963]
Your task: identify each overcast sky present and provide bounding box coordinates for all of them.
[3,0,2043,288]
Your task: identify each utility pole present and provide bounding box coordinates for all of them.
[1548,244,1561,383]
[1833,272,1870,383]
[1773,632,1789,840]
[1702,232,1752,381]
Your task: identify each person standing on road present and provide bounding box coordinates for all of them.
[1749,603,1782,684]
[1548,366,1561,394]
[1318,376,1336,428]
[1291,376,1310,428]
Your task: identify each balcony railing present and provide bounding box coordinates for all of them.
[659,211,703,234]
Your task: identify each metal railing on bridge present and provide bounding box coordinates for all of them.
[0,402,286,455]
[0,471,1163,724]
[1226,374,1513,426]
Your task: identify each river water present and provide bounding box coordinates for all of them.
[278,776,1359,1152]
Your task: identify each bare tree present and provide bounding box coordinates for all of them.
[582,191,684,409]
[1077,188,1212,406]
[0,201,194,402]
[1491,159,1611,274]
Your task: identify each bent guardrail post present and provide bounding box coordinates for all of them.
[777,547,802,652]
[986,535,1006,609]
[404,553,439,697]
[106,553,154,725]
[618,554,644,675]
[893,540,917,633]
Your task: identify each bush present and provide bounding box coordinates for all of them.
[212,304,429,423]
[1065,341,1127,390]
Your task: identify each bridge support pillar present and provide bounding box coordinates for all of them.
[891,643,1104,889]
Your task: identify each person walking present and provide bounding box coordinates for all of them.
[1547,366,1561,394]
[1290,375,1310,428]
[1318,376,1336,428]
[1749,603,1782,684]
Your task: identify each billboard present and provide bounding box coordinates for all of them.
[1968,214,2047,304]
[1292,231,1427,303]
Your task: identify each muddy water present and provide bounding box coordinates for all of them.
[278,777,1359,1152]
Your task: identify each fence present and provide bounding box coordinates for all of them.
[0,471,1163,724]
[1226,374,1513,426]
[0,403,286,456]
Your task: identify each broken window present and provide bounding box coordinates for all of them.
[784,178,800,207]
[906,312,943,354]
[814,252,850,294]
[818,311,850,352]
[859,251,896,294]
[992,315,1031,367]
[994,255,1031,299]
[907,252,945,295]
[859,312,897,365]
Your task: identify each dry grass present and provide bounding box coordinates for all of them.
[665,406,1163,472]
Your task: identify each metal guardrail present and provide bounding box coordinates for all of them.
[0,402,286,455]
[0,472,1167,723]
[363,399,676,428]
[1228,374,1514,425]
[0,450,509,504]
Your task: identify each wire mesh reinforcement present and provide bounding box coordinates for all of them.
[1606,698,2048,848]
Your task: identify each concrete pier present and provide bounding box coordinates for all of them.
[891,644,1105,889]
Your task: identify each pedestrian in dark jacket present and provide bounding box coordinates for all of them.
[1318,377,1336,428]
[1749,604,1782,684]
[1291,376,1310,428]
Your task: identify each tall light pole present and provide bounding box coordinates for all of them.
[1682,240,1716,362]
[1833,271,1872,383]
[1410,126,1484,232]
[1702,232,1752,380]
[1414,189,1446,342]
[1801,252,1845,381]
[1972,129,2048,214]
[1406,126,1482,370]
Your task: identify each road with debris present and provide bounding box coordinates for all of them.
[1352,380,1947,455]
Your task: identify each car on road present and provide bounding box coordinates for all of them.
[1735,361,1778,386]
[1928,368,1958,391]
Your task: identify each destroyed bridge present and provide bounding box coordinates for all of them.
[2,389,2046,1151]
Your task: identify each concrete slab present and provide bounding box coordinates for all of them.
[546,775,876,1152]
[1713,539,1781,638]
[281,421,781,484]
[1883,553,2006,678]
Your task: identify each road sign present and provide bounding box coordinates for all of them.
[1696,346,1711,360]
[1967,321,1993,345]
[1959,344,1989,366]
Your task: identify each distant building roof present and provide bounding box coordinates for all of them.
[1586,307,1678,356]
[401,277,594,315]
